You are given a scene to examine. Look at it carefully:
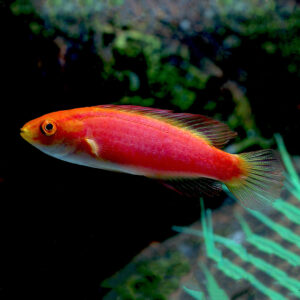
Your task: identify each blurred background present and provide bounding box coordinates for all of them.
[1,0,300,299]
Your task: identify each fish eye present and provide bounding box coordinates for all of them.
[41,120,57,136]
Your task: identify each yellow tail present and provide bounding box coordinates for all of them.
[225,150,284,210]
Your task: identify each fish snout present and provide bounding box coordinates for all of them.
[20,126,33,143]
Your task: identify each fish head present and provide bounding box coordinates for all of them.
[20,111,84,159]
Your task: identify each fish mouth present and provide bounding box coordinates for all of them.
[20,127,32,143]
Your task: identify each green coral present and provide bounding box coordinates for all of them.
[101,251,190,300]
[214,0,300,76]
[110,28,209,111]
[174,134,300,299]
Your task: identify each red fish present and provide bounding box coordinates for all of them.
[20,105,284,209]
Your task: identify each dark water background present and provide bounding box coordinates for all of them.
[1,0,300,299]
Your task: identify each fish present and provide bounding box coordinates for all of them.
[20,105,284,209]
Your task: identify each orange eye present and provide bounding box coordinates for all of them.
[41,120,57,136]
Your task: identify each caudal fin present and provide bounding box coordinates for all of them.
[225,150,284,210]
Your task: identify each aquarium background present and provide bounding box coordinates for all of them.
[1,0,300,299]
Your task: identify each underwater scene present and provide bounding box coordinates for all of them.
[2,0,300,299]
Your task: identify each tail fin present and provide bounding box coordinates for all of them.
[225,150,284,210]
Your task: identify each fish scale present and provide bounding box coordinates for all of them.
[87,113,206,174]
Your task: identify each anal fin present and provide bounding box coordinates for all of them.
[160,177,222,197]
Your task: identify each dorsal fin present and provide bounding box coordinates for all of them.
[97,105,237,148]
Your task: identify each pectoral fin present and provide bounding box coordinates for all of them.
[85,138,100,157]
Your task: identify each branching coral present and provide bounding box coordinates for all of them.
[175,134,300,299]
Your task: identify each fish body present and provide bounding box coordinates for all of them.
[21,105,284,209]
